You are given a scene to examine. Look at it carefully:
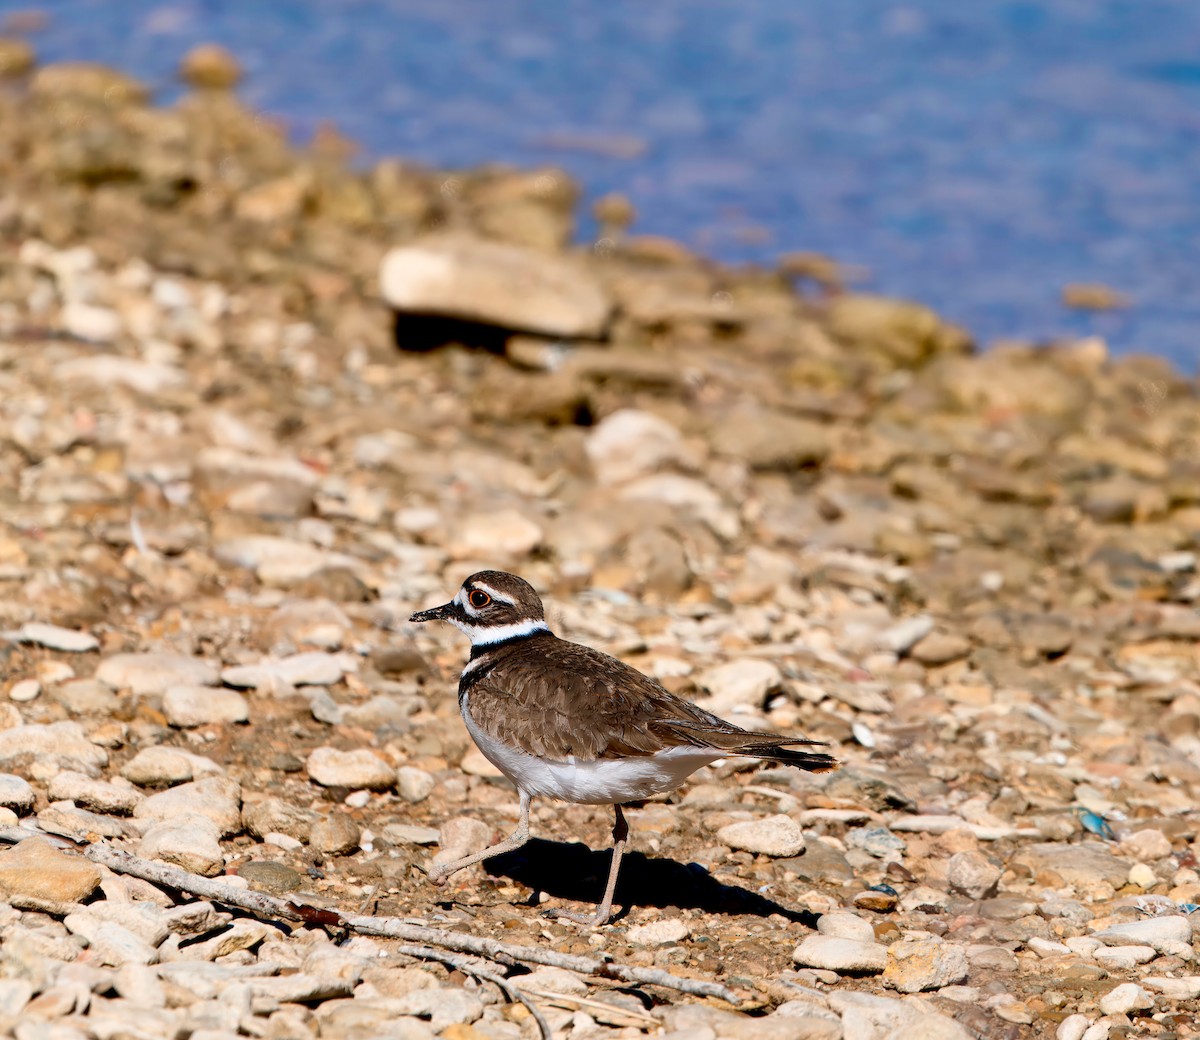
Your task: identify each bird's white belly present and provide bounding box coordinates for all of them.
[461,694,720,804]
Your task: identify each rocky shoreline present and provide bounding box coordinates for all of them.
[0,47,1198,1040]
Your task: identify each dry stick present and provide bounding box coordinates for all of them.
[85,844,742,1004]
[395,944,552,1040]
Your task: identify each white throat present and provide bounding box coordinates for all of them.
[451,617,549,647]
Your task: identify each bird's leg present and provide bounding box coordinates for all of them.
[546,804,629,927]
[426,791,531,885]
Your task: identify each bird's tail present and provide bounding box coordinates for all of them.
[662,718,838,772]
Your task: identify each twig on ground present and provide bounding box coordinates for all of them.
[85,843,743,1005]
[395,944,553,1040]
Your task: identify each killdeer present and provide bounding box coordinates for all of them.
[411,570,836,926]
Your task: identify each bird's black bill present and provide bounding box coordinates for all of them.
[410,602,453,623]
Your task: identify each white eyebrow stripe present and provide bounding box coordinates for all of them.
[471,582,516,606]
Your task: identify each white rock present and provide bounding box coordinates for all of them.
[0,721,108,776]
[884,939,970,993]
[1143,976,1200,1000]
[1057,1014,1089,1040]
[449,509,543,561]
[1093,915,1191,953]
[884,1015,974,1040]
[139,815,224,876]
[946,849,1001,899]
[396,766,435,804]
[1098,982,1153,1016]
[214,536,364,586]
[717,814,805,857]
[432,817,493,870]
[0,773,35,813]
[626,919,690,946]
[307,747,395,791]
[5,622,99,652]
[47,771,140,815]
[393,985,484,1031]
[0,978,32,1018]
[793,934,887,974]
[162,685,249,728]
[56,355,186,395]
[121,746,223,786]
[60,301,122,342]
[381,233,611,338]
[8,680,38,703]
[876,615,934,654]
[64,913,158,966]
[585,409,687,485]
[221,651,350,690]
[619,474,739,540]
[1094,945,1156,968]
[817,912,875,944]
[97,653,219,695]
[135,776,242,836]
[698,659,782,713]
[1127,863,1156,888]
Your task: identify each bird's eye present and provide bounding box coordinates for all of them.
[468,590,491,609]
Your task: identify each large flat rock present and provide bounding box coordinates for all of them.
[380,233,611,338]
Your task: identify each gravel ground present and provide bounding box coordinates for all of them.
[0,50,1199,1040]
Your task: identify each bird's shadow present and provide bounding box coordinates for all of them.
[482,838,818,924]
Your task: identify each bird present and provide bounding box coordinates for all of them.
[410,569,837,926]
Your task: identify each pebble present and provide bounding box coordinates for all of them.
[63,913,159,966]
[0,836,103,903]
[121,746,222,786]
[310,813,362,855]
[0,721,109,776]
[585,409,687,485]
[626,919,690,946]
[221,651,349,690]
[242,797,317,841]
[0,773,35,813]
[237,860,303,895]
[4,628,99,652]
[883,940,970,992]
[1143,976,1200,999]
[1120,828,1172,861]
[947,849,1002,898]
[1098,982,1153,1016]
[793,934,888,974]
[875,615,934,654]
[139,815,225,876]
[7,679,39,703]
[47,771,141,814]
[306,747,395,791]
[1057,1014,1088,1040]
[1094,945,1156,968]
[96,653,219,695]
[698,659,783,712]
[448,509,544,560]
[396,766,436,803]
[845,825,906,858]
[162,685,250,727]
[717,814,806,857]
[816,912,876,944]
[1093,916,1192,953]
[135,776,242,835]
[432,817,493,870]
[380,233,611,338]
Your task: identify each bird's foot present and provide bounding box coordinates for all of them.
[542,905,617,928]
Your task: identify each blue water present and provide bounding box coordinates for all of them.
[17,0,1200,370]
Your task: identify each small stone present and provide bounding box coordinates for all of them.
[854,888,899,912]
[0,836,103,903]
[121,746,222,786]
[139,815,224,876]
[910,631,971,666]
[876,615,935,654]
[1143,976,1200,1000]
[63,912,158,966]
[449,509,543,561]
[221,651,349,690]
[718,814,805,857]
[792,934,887,974]
[310,813,361,855]
[710,410,831,470]
[0,978,32,1018]
[162,685,249,728]
[846,826,906,858]
[0,721,108,776]
[433,817,493,870]
[698,659,783,713]
[47,771,140,815]
[626,919,690,946]
[237,860,303,896]
[96,653,219,695]
[60,301,122,342]
[53,678,118,715]
[396,766,436,804]
[585,409,687,485]
[7,680,39,703]
[393,986,484,1031]
[381,233,611,339]
[1099,982,1153,1016]
[1057,1014,1088,1040]
[1128,863,1156,888]
[179,43,242,89]
[1094,945,1156,968]
[947,850,1002,899]
[1012,842,1130,889]
[817,912,875,943]
[884,939,970,993]
[307,747,395,791]
[135,776,242,836]
[243,797,317,841]
[0,773,35,813]
[1094,916,1192,953]
[1121,828,1172,861]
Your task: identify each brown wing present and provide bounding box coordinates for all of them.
[466,637,835,771]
